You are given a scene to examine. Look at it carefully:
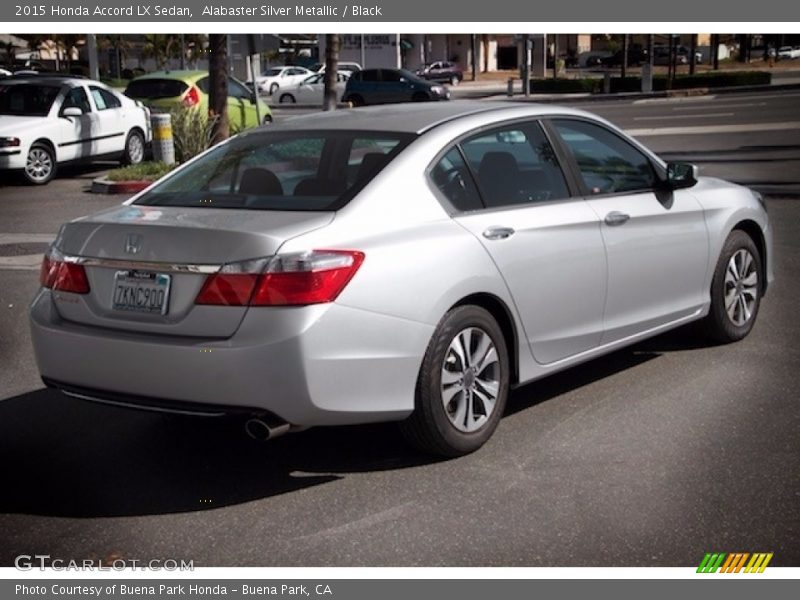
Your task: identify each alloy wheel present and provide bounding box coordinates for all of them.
[724,248,758,326]
[441,327,500,433]
[25,148,53,183]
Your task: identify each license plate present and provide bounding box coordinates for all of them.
[112,270,171,315]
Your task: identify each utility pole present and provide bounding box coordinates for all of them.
[521,34,530,97]
[621,34,628,79]
[552,35,558,79]
[642,34,654,93]
[471,34,477,81]
[689,34,696,75]
[179,33,186,69]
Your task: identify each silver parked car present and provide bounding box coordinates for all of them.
[31,102,773,456]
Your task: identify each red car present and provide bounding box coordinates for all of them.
[415,61,463,86]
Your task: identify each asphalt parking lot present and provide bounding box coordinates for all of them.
[0,91,798,567]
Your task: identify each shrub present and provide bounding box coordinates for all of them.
[168,107,219,164]
[106,161,174,182]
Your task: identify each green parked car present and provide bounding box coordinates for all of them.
[124,70,271,130]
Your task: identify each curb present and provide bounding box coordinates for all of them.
[488,82,800,104]
[90,177,152,195]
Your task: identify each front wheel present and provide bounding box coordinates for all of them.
[450,75,460,86]
[24,143,56,185]
[704,230,762,343]
[269,83,279,95]
[399,306,509,457]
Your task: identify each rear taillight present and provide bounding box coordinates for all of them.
[182,85,200,107]
[194,250,364,307]
[39,249,90,294]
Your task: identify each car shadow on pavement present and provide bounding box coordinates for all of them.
[0,387,434,518]
[0,325,706,519]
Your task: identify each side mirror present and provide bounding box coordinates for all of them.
[61,107,83,118]
[665,162,698,189]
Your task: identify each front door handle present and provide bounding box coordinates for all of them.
[604,211,630,226]
[482,226,515,240]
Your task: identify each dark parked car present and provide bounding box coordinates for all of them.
[343,68,450,106]
[600,46,648,67]
[415,61,463,86]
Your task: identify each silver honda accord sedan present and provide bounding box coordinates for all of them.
[30,102,773,456]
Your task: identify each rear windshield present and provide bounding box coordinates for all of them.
[0,83,61,116]
[134,130,415,211]
[125,78,188,99]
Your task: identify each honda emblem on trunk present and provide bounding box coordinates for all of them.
[125,234,143,255]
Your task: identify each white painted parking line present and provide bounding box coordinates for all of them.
[626,120,800,137]
[674,102,767,111]
[633,96,717,104]
[0,233,55,271]
[0,233,56,244]
[634,112,735,121]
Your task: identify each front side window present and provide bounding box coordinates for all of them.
[552,119,657,195]
[134,130,414,211]
[61,87,91,114]
[460,122,571,208]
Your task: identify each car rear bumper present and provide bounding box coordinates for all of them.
[30,289,433,426]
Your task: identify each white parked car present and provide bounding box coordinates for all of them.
[253,66,313,96]
[0,68,11,78]
[777,46,800,59]
[0,75,151,185]
[312,62,362,75]
[277,71,350,104]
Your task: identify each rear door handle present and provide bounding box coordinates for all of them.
[482,226,515,240]
[604,211,630,226]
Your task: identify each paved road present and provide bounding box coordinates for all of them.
[0,90,798,567]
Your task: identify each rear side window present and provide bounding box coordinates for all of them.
[431,148,483,211]
[134,130,414,211]
[0,83,60,116]
[125,79,188,99]
[358,70,380,82]
[460,122,571,207]
[552,119,657,195]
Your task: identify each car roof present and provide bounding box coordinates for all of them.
[253,101,589,135]
[133,70,206,82]
[0,75,87,87]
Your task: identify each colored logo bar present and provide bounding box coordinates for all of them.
[697,552,773,573]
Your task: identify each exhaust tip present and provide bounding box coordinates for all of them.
[244,414,291,441]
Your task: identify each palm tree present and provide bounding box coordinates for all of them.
[208,34,229,145]
[98,35,131,79]
[142,34,180,70]
[323,34,340,111]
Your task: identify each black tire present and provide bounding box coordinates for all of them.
[346,94,365,107]
[450,75,460,86]
[279,93,295,104]
[399,305,510,457]
[704,230,762,343]
[121,129,145,165]
[412,92,430,102]
[262,114,273,125]
[269,83,279,95]
[23,142,56,185]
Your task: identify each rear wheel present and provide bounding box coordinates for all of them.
[347,94,364,107]
[121,129,145,165]
[704,230,762,343]
[24,143,56,185]
[400,306,509,457]
[279,93,296,104]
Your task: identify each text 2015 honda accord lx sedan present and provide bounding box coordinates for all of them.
[30,102,773,456]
